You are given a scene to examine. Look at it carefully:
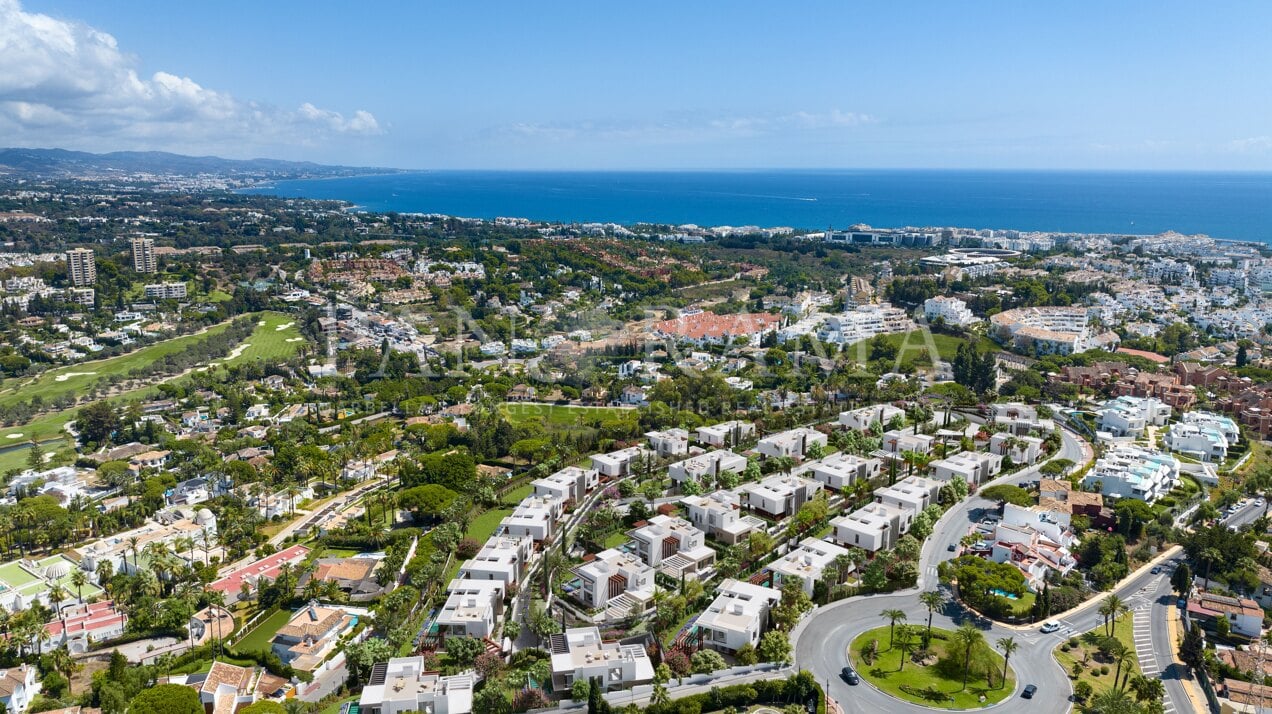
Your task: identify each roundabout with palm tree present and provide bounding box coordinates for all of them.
[847,609,1019,709]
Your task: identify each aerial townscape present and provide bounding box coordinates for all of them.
[2,2,1271,714]
[0,161,1270,714]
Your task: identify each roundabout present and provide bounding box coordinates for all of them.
[848,625,1016,709]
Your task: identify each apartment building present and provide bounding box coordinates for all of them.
[1097,395,1172,437]
[66,248,96,287]
[1083,445,1180,503]
[131,237,157,273]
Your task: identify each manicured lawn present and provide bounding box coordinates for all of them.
[998,591,1035,617]
[318,697,357,714]
[849,626,1015,709]
[231,608,292,654]
[1053,612,1139,699]
[844,330,998,367]
[499,402,636,429]
[0,436,72,472]
[603,531,630,549]
[220,313,305,366]
[467,508,513,543]
[502,482,535,505]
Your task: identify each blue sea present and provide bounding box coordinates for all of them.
[240,170,1272,242]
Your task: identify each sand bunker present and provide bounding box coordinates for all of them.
[275,321,295,331]
[54,371,97,382]
[285,337,304,343]
[222,343,251,361]
[5,433,23,439]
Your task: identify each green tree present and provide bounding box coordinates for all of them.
[128,684,202,714]
[446,636,485,667]
[1171,562,1192,599]
[758,630,792,663]
[734,642,758,665]
[996,637,1018,689]
[953,624,985,690]
[880,608,907,648]
[919,591,944,644]
[76,401,121,445]
[240,703,287,714]
[691,649,727,674]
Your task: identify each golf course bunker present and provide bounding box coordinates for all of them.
[54,371,97,382]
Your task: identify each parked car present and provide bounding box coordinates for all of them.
[1039,622,1060,634]
[947,542,957,552]
[1151,566,1161,574]
[1022,684,1037,699]
[840,666,859,685]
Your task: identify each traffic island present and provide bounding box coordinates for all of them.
[848,626,1016,709]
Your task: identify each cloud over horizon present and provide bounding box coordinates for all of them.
[0,0,381,156]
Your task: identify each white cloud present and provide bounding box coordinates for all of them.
[0,0,382,154]
[1226,136,1272,153]
[490,109,874,145]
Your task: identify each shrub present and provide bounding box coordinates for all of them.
[1099,665,1109,675]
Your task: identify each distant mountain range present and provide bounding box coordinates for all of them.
[0,148,398,181]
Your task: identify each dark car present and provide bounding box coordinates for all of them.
[947,542,957,552]
[1022,684,1037,699]
[841,667,859,685]
[1151,566,1161,574]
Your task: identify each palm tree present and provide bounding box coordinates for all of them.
[1089,687,1137,714]
[954,624,984,690]
[1201,547,1221,590]
[126,535,141,571]
[48,584,67,626]
[919,590,944,645]
[996,636,1018,689]
[880,609,907,649]
[175,536,196,568]
[95,560,114,597]
[895,625,916,671]
[1105,638,1132,690]
[1128,673,1164,703]
[1099,594,1125,637]
[48,645,79,695]
[69,568,88,603]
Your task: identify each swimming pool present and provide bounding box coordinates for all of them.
[990,588,1019,600]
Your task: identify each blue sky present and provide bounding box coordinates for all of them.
[4,0,1272,169]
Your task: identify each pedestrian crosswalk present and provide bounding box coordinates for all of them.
[1133,609,1176,714]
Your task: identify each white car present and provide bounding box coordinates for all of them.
[1040,622,1060,634]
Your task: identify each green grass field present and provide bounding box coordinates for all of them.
[843,330,999,368]
[499,402,636,428]
[0,312,307,444]
[850,626,1015,709]
[0,321,237,410]
[467,508,513,543]
[232,608,292,654]
[502,482,534,505]
[1053,613,1139,699]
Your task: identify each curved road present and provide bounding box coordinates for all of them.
[794,425,1108,714]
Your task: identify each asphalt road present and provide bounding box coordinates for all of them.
[794,425,1119,714]
[1222,499,1266,530]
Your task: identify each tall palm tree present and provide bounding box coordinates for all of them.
[1128,673,1164,703]
[48,584,67,626]
[895,625,916,671]
[1105,639,1132,690]
[95,560,114,597]
[919,591,944,645]
[954,624,984,690]
[48,646,78,695]
[1099,594,1125,637]
[69,569,88,604]
[1201,547,1222,590]
[996,636,1018,689]
[1089,687,1136,713]
[126,535,141,572]
[880,609,907,649]
[175,536,196,568]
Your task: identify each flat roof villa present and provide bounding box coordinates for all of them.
[591,446,650,478]
[681,490,766,545]
[668,450,747,486]
[435,579,504,640]
[548,626,655,692]
[1083,445,1179,503]
[497,496,564,543]
[741,474,823,519]
[532,466,598,504]
[627,515,715,579]
[645,428,690,458]
[696,420,755,447]
[801,452,881,490]
[756,427,827,460]
[457,534,532,587]
[838,404,904,432]
[573,549,655,620]
[832,501,909,553]
[695,579,781,655]
[359,657,473,714]
[767,537,851,596]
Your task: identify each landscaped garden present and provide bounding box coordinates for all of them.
[849,624,1017,709]
[1053,597,1143,704]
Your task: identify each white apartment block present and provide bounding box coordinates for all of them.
[548,627,655,693]
[768,537,852,596]
[990,402,1056,435]
[1181,411,1240,444]
[696,420,756,447]
[66,247,96,287]
[1082,445,1180,503]
[838,404,904,432]
[435,579,504,639]
[989,433,1044,465]
[695,579,781,655]
[645,429,690,458]
[756,427,828,460]
[1098,396,1171,438]
[668,450,748,486]
[802,452,881,491]
[832,502,909,552]
[497,496,564,543]
[573,549,655,618]
[131,237,156,273]
[817,302,917,344]
[143,282,187,299]
[456,534,532,587]
[930,451,1003,486]
[874,475,942,515]
[924,296,978,327]
[626,515,715,579]
[1164,422,1231,462]
[591,446,650,478]
[989,306,1120,356]
[681,490,766,545]
[532,466,598,504]
[359,657,473,714]
[741,474,823,519]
